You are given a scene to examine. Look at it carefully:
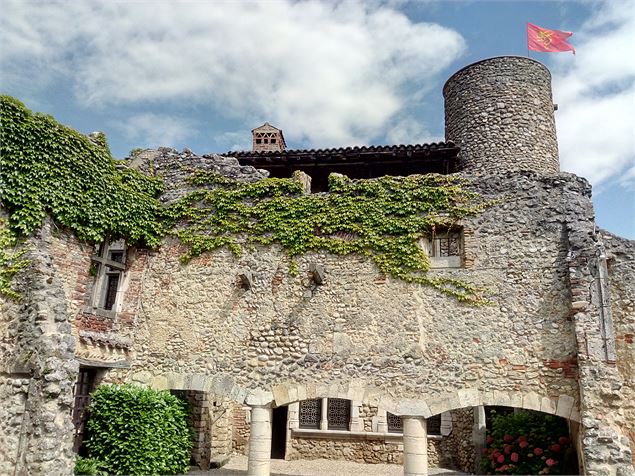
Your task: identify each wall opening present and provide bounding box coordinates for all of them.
[271,406,288,459]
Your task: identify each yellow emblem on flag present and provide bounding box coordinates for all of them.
[537,29,553,47]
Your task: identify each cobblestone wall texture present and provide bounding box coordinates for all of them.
[2,57,634,476]
[287,435,454,466]
[442,408,476,472]
[444,56,560,175]
[113,168,582,403]
[0,222,79,475]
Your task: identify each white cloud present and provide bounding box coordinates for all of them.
[385,116,441,145]
[0,0,465,148]
[113,114,195,150]
[551,0,635,188]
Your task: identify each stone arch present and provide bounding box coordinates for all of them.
[391,389,580,422]
[129,371,249,403]
[270,380,389,409]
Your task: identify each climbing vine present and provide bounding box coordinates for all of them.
[166,170,490,303]
[0,219,29,300]
[0,95,165,245]
[0,96,165,297]
[0,95,491,303]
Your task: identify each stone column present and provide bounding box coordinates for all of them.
[376,408,388,433]
[288,402,299,430]
[350,401,363,431]
[403,416,428,476]
[473,406,487,474]
[247,405,272,476]
[320,398,328,430]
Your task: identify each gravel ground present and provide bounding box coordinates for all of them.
[186,454,467,475]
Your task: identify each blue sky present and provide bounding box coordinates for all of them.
[1,0,633,238]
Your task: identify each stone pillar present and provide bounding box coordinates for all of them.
[288,402,299,430]
[403,416,428,476]
[320,398,328,430]
[350,401,363,431]
[247,405,272,476]
[376,408,388,433]
[473,406,487,474]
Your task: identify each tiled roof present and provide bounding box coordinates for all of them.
[224,141,457,157]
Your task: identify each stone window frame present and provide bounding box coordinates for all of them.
[88,239,126,317]
[71,366,107,454]
[294,398,360,432]
[291,401,453,439]
[420,226,464,269]
[298,398,321,429]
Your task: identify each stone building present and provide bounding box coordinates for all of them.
[1,56,634,476]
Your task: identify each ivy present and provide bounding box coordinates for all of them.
[0,95,164,246]
[1,95,491,304]
[167,170,491,303]
[0,219,29,300]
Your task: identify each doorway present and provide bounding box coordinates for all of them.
[271,406,288,459]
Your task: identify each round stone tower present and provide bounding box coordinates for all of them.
[443,56,560,174]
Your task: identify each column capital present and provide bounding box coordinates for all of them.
[245,388,274,407]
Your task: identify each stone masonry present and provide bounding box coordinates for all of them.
[1,56,633,475]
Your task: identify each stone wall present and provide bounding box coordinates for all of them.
[601,232,635,469]
[444,56,560,175]
[209,398,233,466]
[287,434,453,467]
[443,408,476,472]
[232,405,250,455]
[172,390,212,469]
[114,167,582,407]
[0,221,79,475]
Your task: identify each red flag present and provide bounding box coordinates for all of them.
[527,22,575,54]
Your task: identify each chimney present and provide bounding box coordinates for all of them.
[252,122,286,152]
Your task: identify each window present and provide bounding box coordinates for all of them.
[427,414,441,435]
[386,413,441,435]
[299,399,321,429]
[387,412,403,433]
[327,398,350,430]
[256,138,262,144]
[72,367,99,453]
[264,138,269,144]
[91,240,126,313]
[421,228,462,268]
[298,398,352,431]
[270,138,276,144]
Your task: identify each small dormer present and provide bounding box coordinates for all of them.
[252,122,286,152]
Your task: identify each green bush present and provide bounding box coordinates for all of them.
[86,384,192,475]
[482,410,576,475]
[74,456,106,475]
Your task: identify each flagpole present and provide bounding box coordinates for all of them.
[526,22,530,58]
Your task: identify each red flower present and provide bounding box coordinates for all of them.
[504,445,512,454]
[559,436,570,445]
[483,448,489,455]
[503,434,513,443]
[534,447,544,456]
[517,435,527,442]
[546,458,557,467]
[519,440,529,449]
[551,444,561,453]
[487,436,494,445]
[511,452,519,463]
[497,454,505,464]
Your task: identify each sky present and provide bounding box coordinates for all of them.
[1,0,633,238]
